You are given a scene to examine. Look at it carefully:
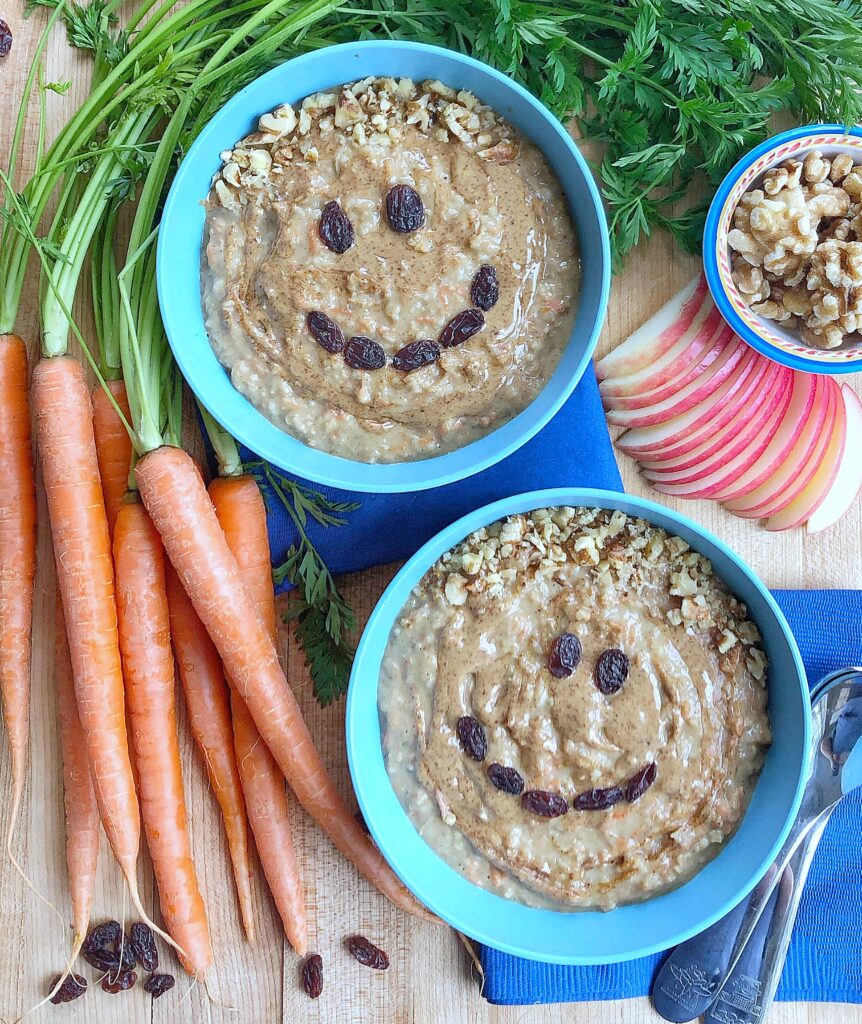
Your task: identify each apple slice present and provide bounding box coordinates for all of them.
[606,338,746,427]
[766,387,849,532]
[639,366,790,476]
[603,322,734,411]
[651,372,818,500]
[595,275,708,381]
[617,349,771,455]
[725,377,840,518]
[600,306,726,400]
[806,386,862,533]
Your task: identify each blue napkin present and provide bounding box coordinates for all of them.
[480,589,862,1006]
[248,367,622,587]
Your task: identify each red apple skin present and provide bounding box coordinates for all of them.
[766,387,849,532]
[807,386,862,534]
[600,308,726,400]
[727,377,840,519]
[639,365,790,475]
[595,274,708,381]
[651,372,818,501]
[607,339,746,427]
[603,322,734,410]
[617,348,768,454]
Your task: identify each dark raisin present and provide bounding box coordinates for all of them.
[143,973,175,999]
[456,715,487,761]
[625,762,657,803]
[439,308,485,348]
[307,311,345,354]
[470,266,499,311]
[572,785,624,811]
[392,339,440,372]
[344,336,386,370]
[318,200,355,254]
[81,946,121,973]
[130,922,158,972]
[49,973,87,1005]
[595,648,629,694]
[101,969,137,994]
[548,633,582,678]
[0,19,12,58]
[84,920,122,951]
[386,184,425,233]
[521,790,568,818]
[347,935,389,970]
[301,953,323,998]
[487,763,525,795]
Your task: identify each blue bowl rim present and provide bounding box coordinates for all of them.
[157,40,611,493]
[346,487,811,964]
[703,122,862,375]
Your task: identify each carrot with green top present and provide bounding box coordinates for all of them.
[165,560,256,943]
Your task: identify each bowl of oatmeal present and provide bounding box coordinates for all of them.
[346,490,810,963]
[705,124,862,373]
[157,41,609,491]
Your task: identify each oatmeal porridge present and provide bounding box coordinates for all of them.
[201,77,579,462]
[378,507,771,910]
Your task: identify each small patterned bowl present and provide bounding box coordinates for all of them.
[704,124,862,375]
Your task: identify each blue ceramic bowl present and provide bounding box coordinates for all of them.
[157,41,610,493]
[704,124,862,375]
[346,489,810,964]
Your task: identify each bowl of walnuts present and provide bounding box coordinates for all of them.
[704,124,862,374]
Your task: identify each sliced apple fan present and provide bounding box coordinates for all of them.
[597,274,862,532]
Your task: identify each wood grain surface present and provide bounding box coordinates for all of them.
[1,9,860,1023]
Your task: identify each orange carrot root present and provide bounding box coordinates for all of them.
[55,592,100,951]
[165,561,256,944]
[114,501,213,977]
[0,336,37,861]
[91,379,132,538]
[32,355,140,877]
[210,474,308,954]
[137,445,434,923]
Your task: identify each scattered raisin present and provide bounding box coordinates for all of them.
[521,790,568,818]
[487,763,525,795]
[470,266,499,311]
[130,922,158,972]
[595,649,629,694]
[143,973,175,1000]
[81,946,121,973]
[572,785,624,811]
[307,311,345,354]
[0,19,12,58]
[344,336,386,370]
[301,953,324,999]
[625,763,657,803]
[392,339,440,372]
[439,308,485,348]
[456,715,487,761]
[48,973,87,1005]
[84,920,122,951]
[347,935,389,970]
[386,184,425,233]
[318,200,355,254]
[101,969,137,994]
[548,633,582,678]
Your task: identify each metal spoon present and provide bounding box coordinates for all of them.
[652,667,862,1022]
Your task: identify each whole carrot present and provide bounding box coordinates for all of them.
[165,560,255,944]
[91,379,132,537]
[137,445,433,923]
[55,593,99,962]
[210,474,307,955]
[114,500,212,977]
[32,356,141,890]
[0,335,37,860]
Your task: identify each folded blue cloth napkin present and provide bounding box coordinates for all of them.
[480,588,862,1006]
[241,367,861,1007]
